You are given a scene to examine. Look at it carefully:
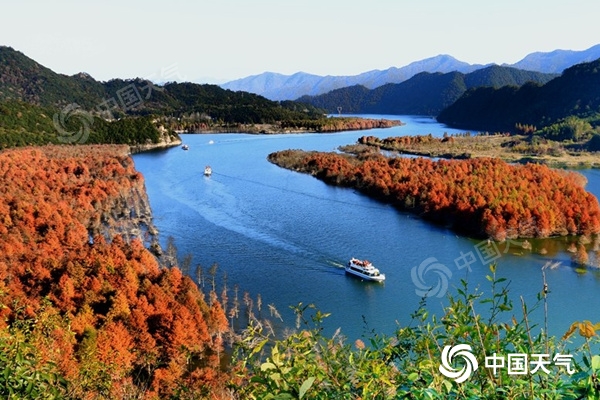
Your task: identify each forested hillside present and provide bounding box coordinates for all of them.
[0,100,170,148]
[297,65,557,115]
[437,58,600,131]
[0,46,105,109]
[0,46,325,123]
[0,46,334,147]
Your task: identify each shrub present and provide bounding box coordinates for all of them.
[231,265,600,399]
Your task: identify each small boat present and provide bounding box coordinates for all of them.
[204,165,212,176]
[182,144,189,150]
[346,258,385,282]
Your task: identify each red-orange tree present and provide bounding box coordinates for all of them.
[0,145,229,398]
[269,149,600,240]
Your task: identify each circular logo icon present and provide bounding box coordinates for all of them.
[53,103,93,144]
[439,344,478,383]
[411,257,452,298]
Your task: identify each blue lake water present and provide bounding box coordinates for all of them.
[132,115,600,344]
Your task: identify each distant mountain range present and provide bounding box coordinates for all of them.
[2,44,599,140]
[508,44,600,73]
[221,44,600,100]
[221,55,482,101]
[297,66,557,116]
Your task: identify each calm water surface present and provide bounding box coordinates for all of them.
[132,115,600,343]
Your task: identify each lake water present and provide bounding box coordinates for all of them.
[132,115,600,344]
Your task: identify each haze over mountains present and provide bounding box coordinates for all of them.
[221,44,600,101]
[297,66,558,116]
[1,43,599,142]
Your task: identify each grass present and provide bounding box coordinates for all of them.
[365,134,600,168]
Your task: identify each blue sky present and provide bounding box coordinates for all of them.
[2,0,599,83]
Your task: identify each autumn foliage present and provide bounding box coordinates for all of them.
[280,117,401,132]
[268,149,600,240]
[0,145,229,398]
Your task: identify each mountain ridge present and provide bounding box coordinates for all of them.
[221,54,484,100]
[437,57,600,131]
[221,44,600,100]
[507,44,600,73]
[0,45,327,124]
[297,65,558,116]
[1,46,364,147]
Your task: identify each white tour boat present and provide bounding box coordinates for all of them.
[346,258,385,282]
[181,144,189,150]
[204,165,212,176]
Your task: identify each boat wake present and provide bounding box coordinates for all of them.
[158,171,370,277]
[326,260,347,269]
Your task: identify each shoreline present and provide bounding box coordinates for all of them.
[129,137,182,154]
[129,128,183,154]
[268,148,600,241]
[358,134,600,169]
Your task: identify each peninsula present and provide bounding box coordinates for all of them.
[268,147,600,241]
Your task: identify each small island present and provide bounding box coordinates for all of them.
[268,147,600,241]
